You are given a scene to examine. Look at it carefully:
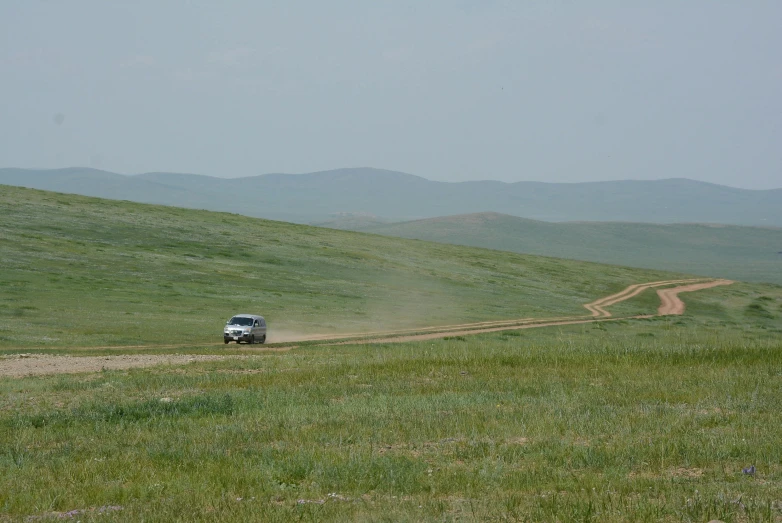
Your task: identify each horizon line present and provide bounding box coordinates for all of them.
[2,165,780,192]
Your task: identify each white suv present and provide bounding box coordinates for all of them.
[224,314,267,344]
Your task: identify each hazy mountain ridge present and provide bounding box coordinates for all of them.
[353,212,782,284]
[1,167,780,226]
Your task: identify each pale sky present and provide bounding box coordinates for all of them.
[1,1,780,189]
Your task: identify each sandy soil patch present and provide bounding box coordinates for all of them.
[0,353,231,378]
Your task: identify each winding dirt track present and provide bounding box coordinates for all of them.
[583,278,704,317]
[657,279,733,315]
[0,279,732,377]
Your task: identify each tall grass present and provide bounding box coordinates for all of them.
[2,319,780,521]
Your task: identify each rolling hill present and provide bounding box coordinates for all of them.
[0,185,686,349]
[1,167,780,226]
[351,212,782,285]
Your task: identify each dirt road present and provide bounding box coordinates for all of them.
[0,354,230,378]
[657,279,733,315]
[0,278,733,377]
[583,278,704,318]
[338,278,733,345]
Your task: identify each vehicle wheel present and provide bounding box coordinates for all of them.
[250,335,255,344]
[260,335,266,344]
[224,339,229,344]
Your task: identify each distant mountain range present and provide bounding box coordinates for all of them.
[1,166,780,226]
[348,212,782,285]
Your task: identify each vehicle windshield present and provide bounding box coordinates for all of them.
[228,317,254,326]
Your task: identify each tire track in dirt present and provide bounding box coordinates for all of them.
[0,279,733,377]
[334,316,657,345]
[583,278,705,317]
[657,279,733,315]
[279,278,708,343]
[329,279,732,345]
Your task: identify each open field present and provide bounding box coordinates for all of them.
[2,186,782,521]
[2,290,781,521]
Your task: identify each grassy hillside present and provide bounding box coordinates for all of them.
[2,185,782,521]
[2,167,781,226]
[0,185,684,350]
[311,212,391,230]
[353,212,782,285]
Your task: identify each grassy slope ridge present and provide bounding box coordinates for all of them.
[351,212,782,285]
[0,185,681,349]
[2,167,781,226]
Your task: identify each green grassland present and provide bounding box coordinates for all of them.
[2,295,781,521]
[0,186,682,350]
[2,186,782,521]
[351,212,782,285]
